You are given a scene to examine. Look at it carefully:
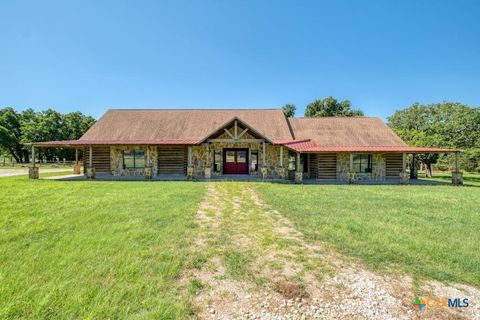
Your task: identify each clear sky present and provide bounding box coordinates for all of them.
[1,0,479,120]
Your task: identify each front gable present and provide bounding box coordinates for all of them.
[199,117,272,143]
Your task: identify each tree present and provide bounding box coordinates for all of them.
[305,96,364,117]
[0,108,26,163]
[282,104,296,117]
[0,107,95,163]
[388,102,480,177]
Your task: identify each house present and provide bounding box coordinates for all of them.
[32,108,462,184]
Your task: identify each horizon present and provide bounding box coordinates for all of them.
[1,0,479,120]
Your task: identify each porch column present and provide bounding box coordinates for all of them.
[187,146,193,180]
[29,145,39,179]
[348,153,355,184]
[452,151,463,185]
[260,141,267,179]
[280,146,283,167]
[86,145,95,179]
[73,148,81,174]
[144,145,152,180]
[410,153,418,179]
[204,143,211,179]
[295,152,302,184]
[277,145,286,179]
[400,152,409,184]
[262,141,266,166]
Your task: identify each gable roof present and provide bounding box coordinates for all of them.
[79,109,293,144]
[32,109,458,153]
[288,117,407,147]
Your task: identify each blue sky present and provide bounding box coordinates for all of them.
[1,0,479,120]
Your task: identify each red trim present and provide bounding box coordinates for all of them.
[33,139,199,147]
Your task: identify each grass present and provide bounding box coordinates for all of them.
[420,170,480,186]
[255,183,480,288]
[0,175,204,319]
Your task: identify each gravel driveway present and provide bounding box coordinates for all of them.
[183,183,479,320]
[0,168,72,178]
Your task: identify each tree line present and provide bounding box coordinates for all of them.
[0,107,95,163]
[283,97,480,174]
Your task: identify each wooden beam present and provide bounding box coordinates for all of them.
[237,127,249,139]
[234,120,238,138]
[89,145,93,168]
[262,141,266,166]
[31,145,35,167]
[147,145,151,166]
[296,152,301,172]
[349,153,353,172]
[402,152,407,172]
[224,128,235,139]
[75,149,79,165]
[455,151,460,172]
[208,138,265,143]
[280,146,284,167]
[187,146,192,166]
[206,143,210,166]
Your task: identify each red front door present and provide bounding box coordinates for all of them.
[223,149,249,174]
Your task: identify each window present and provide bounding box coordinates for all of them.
[251,150,258,171]
[353,154,372,173]
[123,150,145,169]
[214,150,221,172]
[225,151,235,163]
[237,151,247,163]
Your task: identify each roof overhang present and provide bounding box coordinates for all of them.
[32,139,199,148]
[280,140,460,153]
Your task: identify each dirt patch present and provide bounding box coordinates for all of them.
[274,279,309,300]
[184,183,478,320]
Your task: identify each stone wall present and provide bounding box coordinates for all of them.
[190,130,285,178]
[336,153,350,182]
[372,154,386,181]
[110,145,158,176]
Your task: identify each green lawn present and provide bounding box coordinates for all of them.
[420,170,480,186]
[255,184,480,288]
[0,176,204,319]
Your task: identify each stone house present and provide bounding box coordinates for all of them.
[32,108,462,184]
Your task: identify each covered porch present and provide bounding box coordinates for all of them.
[283,144,464,185]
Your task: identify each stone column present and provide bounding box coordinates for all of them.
[204,143,211,179]
[295,152,302,184]
[29,145,39,179]
[400,152,409,184]
[187,146,193,180]
[348,153,356,184]
[452,152,463,185]
[144,146,153,180]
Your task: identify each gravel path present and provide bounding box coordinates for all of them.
[184,183,479,320]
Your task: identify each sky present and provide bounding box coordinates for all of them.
[1,0,479,120]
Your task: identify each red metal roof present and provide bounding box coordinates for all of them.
[282,140,459,153]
